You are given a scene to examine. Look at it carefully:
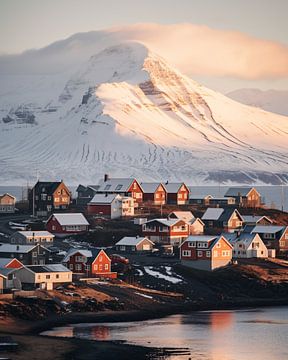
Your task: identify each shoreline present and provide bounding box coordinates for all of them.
[24,296,288,335]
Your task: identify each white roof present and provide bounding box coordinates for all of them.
[89,193,120,204]
[52,213,89,226]
[169,211,195,222]
[225,187,256,197]
[63,248,92,262]
[189,194,212,199]
[251,225,285,234]
[186,235,217,242]
[97,178,137,192]
[202,208,224,220]
[116,236,154,246]
[241,215,271,224]
[17,231,54,238]
[26,264,71,273]
[144,218,181,227]
[140,183,163,193]
[0,243,37,253]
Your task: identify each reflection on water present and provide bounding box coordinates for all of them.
[42,307,288,360]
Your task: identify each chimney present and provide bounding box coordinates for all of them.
[104,174,110,182]
[165,180,169,185]
[16,245,19,251]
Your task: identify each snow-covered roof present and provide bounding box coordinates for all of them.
[225,187,256,197]
[251,225,285,234]
[62,248,92,262]
[140,183,163,193]
[0,243,37,253]
[144,218,181,227]
[189,194,212,199]
[164,183,187,193]
[89,193,120,204]
[168,211,195,222]
[17,231,54,238]
[52,213,89,226]
[116,236,154,246]
[202,208,224,221]
[241,215,272,224]
[97,178,138,193]
[26,264,71,273]
[186,235,217,242]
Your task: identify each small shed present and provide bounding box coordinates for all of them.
[115,237,154,252]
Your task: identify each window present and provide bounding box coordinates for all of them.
[120,246,126,251]
[214,251,218,257]
[69,264,73,270]
[47,196,51,201]
[75,264,82,271]
[99,256,103,262]
[206,251,211,257]
[85,265,90,271]
[19,254,23,259]
[188,242,196,247]
[133,182,137,189]
[115,184,123,190]
[46,275,50,279]
[104,184,111,190]
[32,252,37,257]
[182,250,191,257]
[52,225,56,230]
[94,264,98,271]
[56,274,59,279]
[216,243,221,248]
[105,264,109,270]
[222,250,230,257]
[54,197,59,202]
[75,256,84,262]
[197,251,203,257]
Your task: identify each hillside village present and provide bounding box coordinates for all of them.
[0,176,288,322]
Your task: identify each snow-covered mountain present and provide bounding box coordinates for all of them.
[226,88,288,116]
[0,41,288,185]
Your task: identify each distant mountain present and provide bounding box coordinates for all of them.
[226,89,288,116]
[0,38,288,185]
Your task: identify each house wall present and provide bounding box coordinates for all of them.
[226,212,243,231]
[190,220,204,235]
[52,183,71,209]
[15,268,72,287]
[279,227,288,252]
[66,252,88,274]
[121,198,134,217]
[127,180,143,205]
[0,195,15,213]
[167,185,189,205]
[87,203,113,217]
[143,220,189,244]
[90,250,112,276]
[11,233,54,245]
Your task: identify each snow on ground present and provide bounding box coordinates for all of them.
[135,268,144,276]
[144,266,183,284]
[134,292,153,299]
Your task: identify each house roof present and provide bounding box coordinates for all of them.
[0,258,23,268]
[97,178,140,193]
[221,232,238,244]
[0,243,47,254]
[34,181,63,195]
[251,225,285,234]
[163,183,188,193]
[62,248,92,262]
[89,193,120,204]
[218,208,243,223]
[140,183,164,193]
[168,211,195,223]
[189,194,212,200]
[16,231,54,238]
[0,193,16,201]
[241,215,272,224]
[202,208,224,221]
[25,264,71,273]
[144,218,182,227]
[51,213,89,226]
[0,268,16,277]
[116,236,154,246]
[225,187,257,197]
[180,235,232,250]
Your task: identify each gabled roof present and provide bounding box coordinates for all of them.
[163,182,189,193]
[76,184,100,192]
[191,217,205,226]
[218,208,243,223]
[189,194,212,200]
[87,249,111,264]
[237,233,262,246]
[221,232,238,244]
[62,248,92,262]
[0,258,23,268]
[241,215,272,224]
[50,213,89,226]
[251,225,285,234]
[225,187,259,197]
[97,178,141,193]
[202,208,224,221]
[34,181,62,194]
[16,231,54,238]
[168,211,195,223]
[180,235,232,250]
[0,243,49,254]
[0,193,16,201]
[116,236,154,246]
[144,218,183,227]
[140,182,164,193]
[89,193,121,204]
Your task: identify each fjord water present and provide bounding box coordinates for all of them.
[43,307,288,360]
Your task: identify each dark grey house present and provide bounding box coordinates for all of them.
[0,243,51,265]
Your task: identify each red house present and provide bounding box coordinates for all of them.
[96,177,143,206]
[180,235,233,271]
[164,183,190,205]
[0,258,23,269]
[63,249,116,278]
[46,213,89,237]
[142,218,189,245]
[140,183,167,205]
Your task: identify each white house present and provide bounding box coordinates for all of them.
[10,231,55,245]
[15,264,72,290]
[115,237,154,252]
[228,233,269,258]
[87,194,134,219]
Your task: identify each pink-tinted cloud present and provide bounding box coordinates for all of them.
[110,23,288,80]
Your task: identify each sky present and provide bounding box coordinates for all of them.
[0,0,288,92]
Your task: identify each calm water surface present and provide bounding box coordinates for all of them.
[42,307,288,360]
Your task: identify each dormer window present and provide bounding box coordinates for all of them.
[104,184,111,190]
[115,185,123,190]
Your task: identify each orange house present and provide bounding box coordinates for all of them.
[0,258,23,269]
[141,183,167,205]
[88,249,117,279]
[180,235,233,271]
